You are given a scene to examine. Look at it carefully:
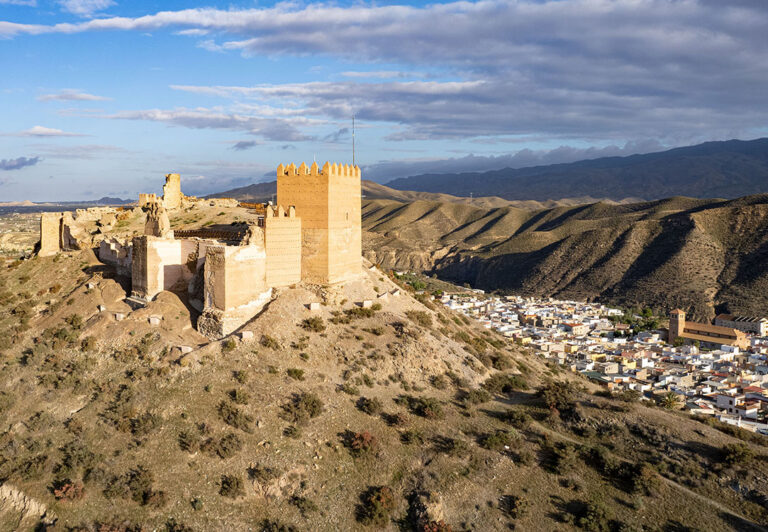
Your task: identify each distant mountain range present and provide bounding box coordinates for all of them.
[207,180,632,210]
[386,138,768,201]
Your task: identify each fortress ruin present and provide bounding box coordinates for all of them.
[37,163,363,339]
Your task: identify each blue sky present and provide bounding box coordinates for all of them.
[1,0,767,201]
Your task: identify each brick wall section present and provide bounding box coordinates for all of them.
[276,161,361,284]
[265,205,302,287]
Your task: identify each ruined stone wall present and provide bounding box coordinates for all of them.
[276,161,361,284]
[162,173,182,210]
[198,244,270,338]
[98,238,132,277]
[265,206,302,287]
[203,245,267,311]
[39,213,62,256]
[139,193,157,207]
[131,236,198,301]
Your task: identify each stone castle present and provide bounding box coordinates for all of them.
[38,163,363,338]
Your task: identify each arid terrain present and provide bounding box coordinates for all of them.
[1,204,768,531]
[362,194,768,321]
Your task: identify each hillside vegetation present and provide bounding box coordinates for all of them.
[362,194,768,320]
[2,249,768,530]
[386,138,768,201]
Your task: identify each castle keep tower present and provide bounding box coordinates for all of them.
[277,162,362,284]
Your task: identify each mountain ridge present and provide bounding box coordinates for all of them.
[386,137,768,201]
[362,192,768,320]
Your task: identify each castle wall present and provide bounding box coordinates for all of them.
[99,238,132,277]
[162,173,182,210]
[265,206,302,287]
[198,244,270,338]
[277,163,329,283]
[39,213,62,256]
[131,236,198,301]
[328,170,362,282]
[139,193,157,207]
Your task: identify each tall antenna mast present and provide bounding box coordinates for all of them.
[352,114,355,167]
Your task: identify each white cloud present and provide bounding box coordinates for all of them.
[107,107,314,142]
[175,28,209,36]
[58,0,115,17]
[0,0,36,6]
[11,125,87,137]
[340,71,422,79]
[5,1,767,143]
[37,89,111,102]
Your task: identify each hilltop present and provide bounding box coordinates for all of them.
[386,138,768,202]
[2,243,768,530]
[362,194,768,320]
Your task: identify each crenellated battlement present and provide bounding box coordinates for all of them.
[265,204,297,218]
[277,161,361,179]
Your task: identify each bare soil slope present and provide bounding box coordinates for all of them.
[1,248,768,530]
[363,194,768,320]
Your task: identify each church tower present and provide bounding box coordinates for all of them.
[669,309,686,344]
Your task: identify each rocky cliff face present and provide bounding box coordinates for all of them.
[363,194,768,319]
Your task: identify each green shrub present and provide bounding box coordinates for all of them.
[502,410,532,430]
[461,388,491,405]
[216,433,243,459]
[286,368,305,381]
[408,396,444,419]
[178,430,200,453]
[290,495,318,517]
[341,382,360,395]
[228,388,250,405]
[575,500,610,531]
[538,381,579,413]
[218,401,253,433]
[261,335,280,349]
[483,373,528,394]
[401,430,424,445]
[284,425,302,438]
[722,443,754,466]
[357,397,383,415]
[501,494,529,519]
[221,338,237,353]
[346,430,379,457]
[406,310,432,328]
[430,374,449,390]
[356,486,395,527]
[219,474,244,498]
[80,336,97,352]
[480,430,516,451]
[281,393,324,425]
[301,317,326,333]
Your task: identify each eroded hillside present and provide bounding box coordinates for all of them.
[1,250,768,530]
[362,194,768,319]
